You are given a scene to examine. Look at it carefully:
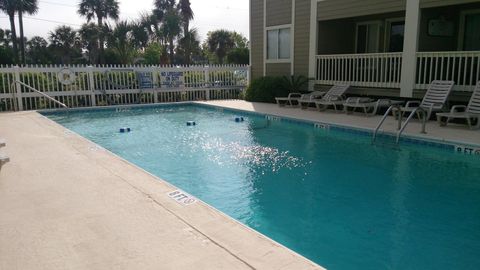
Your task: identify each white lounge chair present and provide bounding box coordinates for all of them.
[275,92,303,107]
[393,80,455,121]
[314,84,350,112]
[437,81,480,129]
[298,91,327,109]
[344,98,404,116]
[0,154,9,170]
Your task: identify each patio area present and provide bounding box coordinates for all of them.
[0,109,322,270]
[0,100,478,269]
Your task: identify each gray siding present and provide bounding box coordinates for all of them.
[317,0,405,21]
[266,0,292,26]
[251,0,264,79]
[317,0,480,21]
[266,63,291,76]
[421,0,480,8]
[293,0,311,76]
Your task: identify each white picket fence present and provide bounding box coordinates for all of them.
[316,51,480,91]
[0,64,250,112]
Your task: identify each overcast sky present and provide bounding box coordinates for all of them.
[0,0,249,42]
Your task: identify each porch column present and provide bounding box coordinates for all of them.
[400,0,421,97]
[308,0,318,91]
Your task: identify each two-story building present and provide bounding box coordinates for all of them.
[250,0,480,100]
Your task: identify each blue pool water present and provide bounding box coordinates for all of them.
[45,105,480,270]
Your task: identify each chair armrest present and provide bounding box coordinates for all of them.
[288,93,302,98]
[405,100,421,108]
[450,105,467,113]
[329,94,345,101]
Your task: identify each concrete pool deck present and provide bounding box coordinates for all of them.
[0,110,323,270]
[196,100,480,146]
[0,100,478,270]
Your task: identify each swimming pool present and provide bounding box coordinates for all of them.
[44,104,480,270]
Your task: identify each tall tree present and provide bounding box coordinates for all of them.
[0,0,19,63]
[26,36,52,64]
[153,0,175,20]
[160,8,181,64]
[0,28,15,64]
[177,28,200,64]
[207,30,235,64]
[107,21,136,64]
[79,23,101,64]
[177,0,193,64]
[49,26,80,64]
[78,0,120,64]
[17,0,38,64]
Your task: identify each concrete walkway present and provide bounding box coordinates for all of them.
[0,111,322,270]
[197,100,480,146]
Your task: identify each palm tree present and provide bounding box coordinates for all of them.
[78,0,120,64]
[17,0,38,64]
[160,8,181,64]
[0,0,19,63]
[107,21,136,64]
[153,0,175,20]
[79,23,101,64]
[49,26,80,64]
[207,30,234,64]
[177,28,199,64]
[177,0,193,64]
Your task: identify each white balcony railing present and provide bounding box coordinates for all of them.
[416,51,480,91]
[316,51,480,91]
[315,52,403,89]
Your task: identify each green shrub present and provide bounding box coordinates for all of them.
[244,76,288,103]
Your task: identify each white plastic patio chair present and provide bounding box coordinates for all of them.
[298,91,327,109]
[314,84,350,112]
[343,98,404,116]
[275,92,303,107]
[437,81,480,129]
[393,80,455,121]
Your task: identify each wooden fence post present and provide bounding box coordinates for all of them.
[14,66,23,111]
[87,66,96,106]
[152,66,159,103]
[204,66,210,100]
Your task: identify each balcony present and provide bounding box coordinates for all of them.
[315,51,480,92]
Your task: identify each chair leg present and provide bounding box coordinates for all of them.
[467,117,472,129]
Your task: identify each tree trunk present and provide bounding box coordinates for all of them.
[98,17,105,64]
[184,23,190,65]
[18,10,26,65]
[169,36,174,65]
[8,13,19,64]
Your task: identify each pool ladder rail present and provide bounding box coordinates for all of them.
[372,104,427,144]
[11,80,69,111]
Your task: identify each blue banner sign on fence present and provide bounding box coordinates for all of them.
[137,72,154,89]
[160,71,184,88]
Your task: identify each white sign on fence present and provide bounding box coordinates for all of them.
[160,71,184,88]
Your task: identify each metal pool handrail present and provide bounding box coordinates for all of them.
[11,81,69,110]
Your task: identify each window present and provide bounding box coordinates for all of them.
[386,19,405,52]
[267,27,291,60]
[356,22,381,53]
[459,10,480,51]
